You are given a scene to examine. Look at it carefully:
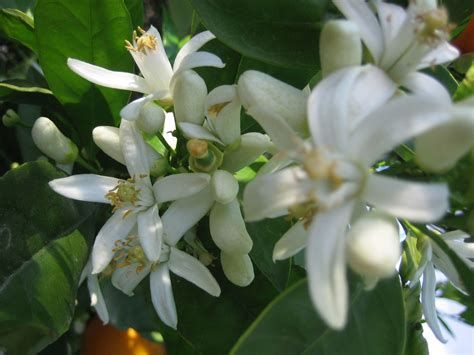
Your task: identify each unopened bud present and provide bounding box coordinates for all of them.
[211,170,239,204]
[210,199,253,254]
[137,101,166,134]
[205,85,241,146]
[2,109,21,127]
[237,70,308,136]
[220,251,254,287]
[172,70,207,125]
[346,213,401,279]
[221,133,272,173]
[32,117,78,164]
[150,157,170,177]
[320,20,362,77]
[93,126,125,164]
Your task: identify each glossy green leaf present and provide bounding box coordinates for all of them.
[441,0,474,23]
[0,9,36,52]
[231,276,406,355]
[35,0,133,152]
[0,1,36,14]
[124,0,144,29]
[246,218,292,292]
[0,161,94,354]
[190,0,328,69]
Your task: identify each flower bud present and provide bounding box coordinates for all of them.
[211,170,239,204]
[32,117,78,164]
[136,101,166,134]
[221,133,272,173]
[220,251,254,287]
[415,112,474,172]
[172,70,207,125]
[93,126,126,165]
[237,70,308,135]
[205,85,241,146]
[320,20,362,77]
[210,199,253,254]
[2,109,20,127]
[346,213,401,279]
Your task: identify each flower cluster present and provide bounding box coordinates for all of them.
[34,0,474,340]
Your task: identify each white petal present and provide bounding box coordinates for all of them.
[111,262,151,296]
[163,111,177,149]
[92,210,137,274]
[173,51,225,77]
[418,42,460,70]
[178,122,222,144]
[153,173,211,203]
[246,106,302,152]
[364,174,449,223]
[87,274,109,324]
[273,221,307,261]
[120,95,154,121]
[243,167,312,221]
[422,263,448,343]
[349,95,451,166]
[168,247,221,296]
[49,174,119,204]
[211,170,239,204]
[402,72,451,104]
[220,252,255,287]
[162,187,214,246]
[442,230,470,241]
[308,66,363,152]
[257,151,293,176]
[415,116,474,173]
[174,31,216,72]
[150,264,178,329]
[210,199,253,254]
[138,205,163,262]
[172,70,207,125]
[306,202,354,330]
[67,58,150,93]
[119,120,152,182]
[376,2,406,45]
[130,26,173,93]
[221,133,272,173]
[409,242,432,286]
[333,0,384,62]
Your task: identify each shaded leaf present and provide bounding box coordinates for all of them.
[0,161,94,354]
[0,8,36,52]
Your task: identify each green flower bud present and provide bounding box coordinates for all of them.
[2,109,21,127]
[172,70,207,125]
[220,251,254,287]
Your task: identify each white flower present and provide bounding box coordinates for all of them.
[80,259,109,324]
[333,0,459,95]
[243,65,452,329]
[110,231,220,329]
[49,120,209,274]
[67,27,224,120]
[411,230,474,343]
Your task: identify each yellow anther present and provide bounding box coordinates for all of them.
[125,27,157,53]
[418,7,455,44]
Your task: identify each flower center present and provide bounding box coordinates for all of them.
[105,179,140,211]
[417,7,454,45]
[112,236,149,273]
[125,27,157,53]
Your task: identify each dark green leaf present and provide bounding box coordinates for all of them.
[190,0,329,69]
[35,0,134,152]
[0,9,36,52]
[0,80,62,109]
[124,0,144,29]
[0,1,37,14]
[231,276,406,355]
[246,218,292,292]
[423,66,459,97]
[440,0,474,23]
[0,161,94,354]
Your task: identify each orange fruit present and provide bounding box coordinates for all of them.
[81,317,166,355]
[452,14,474,54]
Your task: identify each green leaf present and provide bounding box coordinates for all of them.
[0,9,36,52]
[190,0,328,69]
[0,0,36,13]
[453,62,474,102]
[231,276,406,355]
[403,285,429,355]
[440,0,474,23]
[0,161,94,354]
[423,66,459,97]
[246,218,292,292]
[124,0,144,29]
[0,80,62,109]
[35,0,134,152]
